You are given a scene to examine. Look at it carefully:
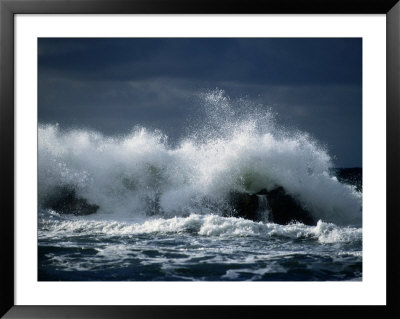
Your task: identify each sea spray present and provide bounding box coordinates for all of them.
[38,89,362,225]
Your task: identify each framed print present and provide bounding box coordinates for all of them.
[1,0,399,318]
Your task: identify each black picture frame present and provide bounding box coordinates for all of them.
[1,0,399,318]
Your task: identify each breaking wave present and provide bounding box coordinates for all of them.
[39,211,362,244]
[38,89,362,226]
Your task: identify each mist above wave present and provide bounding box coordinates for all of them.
[38,89,362,225]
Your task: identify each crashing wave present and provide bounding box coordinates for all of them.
[38,89,362,226]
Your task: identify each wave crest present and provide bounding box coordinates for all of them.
[38,90,362,225]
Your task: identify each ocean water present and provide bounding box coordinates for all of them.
[38,90,362,281]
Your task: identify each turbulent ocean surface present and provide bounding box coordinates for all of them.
[38,90,362,281]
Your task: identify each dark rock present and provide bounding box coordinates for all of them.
[229,191,259,221]
[229,186,315,225]
[43,187,99,216]
[259,187,315,225]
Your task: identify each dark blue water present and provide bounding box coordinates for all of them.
[38,210,362,281]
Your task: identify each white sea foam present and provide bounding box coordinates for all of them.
[39,213,362,244]
[38,89,362,225]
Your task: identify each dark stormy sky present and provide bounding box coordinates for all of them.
[38,38,362,167]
